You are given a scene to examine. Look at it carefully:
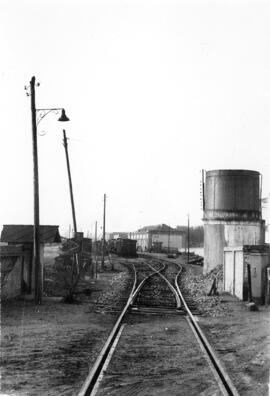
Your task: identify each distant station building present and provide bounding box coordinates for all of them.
[129,224,186,253]
[0,224,61,299]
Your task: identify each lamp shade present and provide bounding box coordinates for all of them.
[58,109,70,122]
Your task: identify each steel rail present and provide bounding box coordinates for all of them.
[142,256,239,395]
[174,265,240,396]
[77,259,160,396]
[77,262,137,396]
[80,254,239,396]
[129,260,166,304]
[146,260,181,309]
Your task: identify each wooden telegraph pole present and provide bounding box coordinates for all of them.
[167,225,171,255]
[95,221,97,250]
[30,76,42,305]
[101,194,106,270]
[187,214,190,264]
[63,130,77,237]
[95,221,98,278]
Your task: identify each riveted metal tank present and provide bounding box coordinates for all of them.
[204,170,261,221]
[203,169,264,274]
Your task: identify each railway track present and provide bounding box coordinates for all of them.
[78,256,239,396]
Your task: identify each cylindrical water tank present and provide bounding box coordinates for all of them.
[204,169,261,221]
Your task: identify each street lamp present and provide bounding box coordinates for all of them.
[29,76,70,305]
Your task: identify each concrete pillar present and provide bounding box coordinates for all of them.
[204,220,265,274]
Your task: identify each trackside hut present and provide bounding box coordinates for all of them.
[1,225,61,299]
[129,224,186,252]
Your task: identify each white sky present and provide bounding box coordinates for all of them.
[1,0,270,237]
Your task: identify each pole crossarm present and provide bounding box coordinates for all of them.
[36,108,64,125]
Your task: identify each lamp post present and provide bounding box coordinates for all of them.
[30,76,69,305]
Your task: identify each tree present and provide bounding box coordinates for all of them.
[176,225,204,247]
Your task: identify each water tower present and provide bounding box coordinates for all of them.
[203,169,265,274]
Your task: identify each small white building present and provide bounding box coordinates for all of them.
[224,245,270,303]
[262,194,270,243]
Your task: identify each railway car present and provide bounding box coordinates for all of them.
[115,238,137,257]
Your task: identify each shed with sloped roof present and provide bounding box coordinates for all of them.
[1,224,61,244]
[1,225,61,299]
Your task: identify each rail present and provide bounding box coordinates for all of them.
[140,255,239,395]
[78,256,239,396]
[146,261,181,309]
[130,260,165,304]
[174,263,239,396]
[77,261,137,396]
[78,259,160,396]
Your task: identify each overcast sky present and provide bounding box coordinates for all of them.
[1,0,270,237]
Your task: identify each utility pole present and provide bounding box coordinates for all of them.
[30,76,42,305]
[202,169,205,212]
[63,130,77,237]
[95,221,97,278]
[187,214,190,264]
[101,194,106,270]
[167,225,171,255]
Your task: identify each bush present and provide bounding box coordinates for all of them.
[55,252,87,303]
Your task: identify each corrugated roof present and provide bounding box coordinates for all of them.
[1,225,61,243]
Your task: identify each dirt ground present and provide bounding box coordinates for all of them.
[179,258,270,396]
[1,248,131,396]
[1,249,270,395]
[96,315,223,396]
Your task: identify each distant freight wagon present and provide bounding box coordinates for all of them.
[108,238,137,257]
